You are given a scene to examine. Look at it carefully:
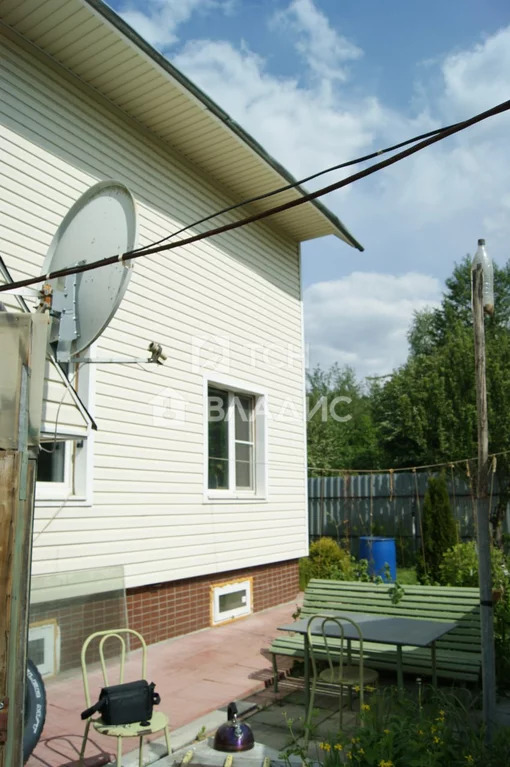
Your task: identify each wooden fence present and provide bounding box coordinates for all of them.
[308,472,508,564]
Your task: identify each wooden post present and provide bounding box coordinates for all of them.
[0,314,45,766]
[472,263,497,741]
[0,452,36,767]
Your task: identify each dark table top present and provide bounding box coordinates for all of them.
[278,611,457,648]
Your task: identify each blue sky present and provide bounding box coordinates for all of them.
[108,0,510,377]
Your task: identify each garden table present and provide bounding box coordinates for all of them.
[278,611,457,704]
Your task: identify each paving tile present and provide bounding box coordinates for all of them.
[26,600,299,767]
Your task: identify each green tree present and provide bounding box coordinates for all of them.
[307,364,381,473]
[373,256,510,542]
[417,475,457,583]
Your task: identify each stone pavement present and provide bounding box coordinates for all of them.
[26,598,301,767]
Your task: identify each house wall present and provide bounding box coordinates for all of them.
[1,33,306,620]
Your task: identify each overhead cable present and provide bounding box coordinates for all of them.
[128,116,470,256]
[1,97,509,295]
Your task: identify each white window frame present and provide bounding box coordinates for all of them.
[204,374,268,502]
[35,440,73,499]
[211,579,252,625]
[28,621,60,677]
[36,359,95,507]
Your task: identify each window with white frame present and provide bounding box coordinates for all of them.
[28,622,60,677]
[36,440,73,493]
[211,579,252,625]
[207,383,266,497]
[36,361,94,504]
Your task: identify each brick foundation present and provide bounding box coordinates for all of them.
[126,559,300,647]
[28,560,299,672]
[29,590,127,673]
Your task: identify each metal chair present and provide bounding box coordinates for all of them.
[79,628,171,767]
[304,614,378,739]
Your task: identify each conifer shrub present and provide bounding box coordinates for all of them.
[416,475,457,583]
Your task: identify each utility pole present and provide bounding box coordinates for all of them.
[472,254,497,741]
[0,313,48,766]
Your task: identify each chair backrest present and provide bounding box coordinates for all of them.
[306,614,365,706]
[81,628,147,708]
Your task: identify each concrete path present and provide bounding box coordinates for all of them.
[26,599,300,767]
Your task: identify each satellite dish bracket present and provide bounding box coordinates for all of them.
[53,267,83,363]
[74,341,167,367]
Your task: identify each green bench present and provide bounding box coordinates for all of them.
[270,579,482,687]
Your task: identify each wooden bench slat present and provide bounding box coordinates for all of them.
[270,579,481,685]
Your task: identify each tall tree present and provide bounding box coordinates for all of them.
[374,256,510,542]
[306,364,381,473]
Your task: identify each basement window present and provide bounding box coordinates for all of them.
[211,579,252,625]
[28,622,60,677]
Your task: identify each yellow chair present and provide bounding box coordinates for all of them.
[79,629,171,767]
[304,614,378,739]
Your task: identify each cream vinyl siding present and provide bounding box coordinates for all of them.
[0,0,362,249]
[1,34,308,588]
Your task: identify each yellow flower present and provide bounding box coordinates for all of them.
[433,736,441,744]
[351,737,360,743]
[383,729,390,735]
[353,685,360,693]
[358,748,365,755]
[361,703,370,712]
[365,685,376,692]
[417,729,424,736]
[379,761,394,767]
[334,744,343,751]
[347,752,353,760]
[465,756,474,764]
[439,710,445,716]
[431,725,437,733]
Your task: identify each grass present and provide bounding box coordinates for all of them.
[397,566,418,584]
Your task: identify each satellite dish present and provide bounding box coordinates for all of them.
[42,180,137,361]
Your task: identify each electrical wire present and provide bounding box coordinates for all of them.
[127,116,470,256]
[1,97,509,295]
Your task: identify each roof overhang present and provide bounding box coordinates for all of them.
[0,0,363,249]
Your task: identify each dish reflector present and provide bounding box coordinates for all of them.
[42,180,137,358]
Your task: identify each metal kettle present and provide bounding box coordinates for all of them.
[213,702,255,752]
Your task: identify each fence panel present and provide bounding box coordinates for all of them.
[308,471,504,561]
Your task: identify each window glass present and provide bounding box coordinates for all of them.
[207,386,257,493]
[208,387,229,489]
[234,395,253,442]
[235,442,253,489]
[37,442,67,483]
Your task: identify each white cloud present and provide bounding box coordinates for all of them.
[117,0,234,49]
[441,27,510,118]
[173,39,383,179]
[118,0,510,376]
[272,0,362,82]
[304,273,442,378]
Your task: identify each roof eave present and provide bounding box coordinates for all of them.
[87,0,363,251]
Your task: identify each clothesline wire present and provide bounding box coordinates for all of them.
[306,448,509,476]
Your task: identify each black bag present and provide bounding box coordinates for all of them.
[81,680,161,725]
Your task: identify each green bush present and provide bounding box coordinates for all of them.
[416,475,457,583]
[282,685,510,767]
[439,540,510,665]
[439,541,507,589]
[299,537,353,589]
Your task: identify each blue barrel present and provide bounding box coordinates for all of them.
[359,536,396,582]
